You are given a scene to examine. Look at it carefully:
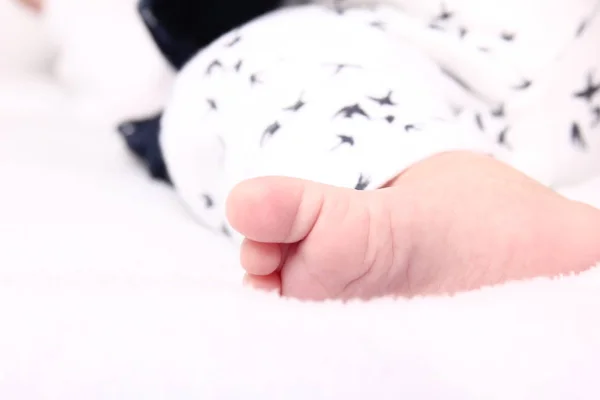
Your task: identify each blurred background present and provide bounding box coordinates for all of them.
[0,0,242,288]
[0,0,173,125]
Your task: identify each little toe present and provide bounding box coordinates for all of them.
[240,239,284,276]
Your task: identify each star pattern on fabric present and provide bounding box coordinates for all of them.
[355,174,371,190]
[574,72,600,103]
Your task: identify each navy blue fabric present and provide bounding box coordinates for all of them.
[137,0,196,71]
[118,0,282,183]
[138,0,282,70]
[118,113,171,184]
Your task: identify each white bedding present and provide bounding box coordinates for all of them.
[2,1,600,398]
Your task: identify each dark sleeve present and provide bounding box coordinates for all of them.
[138,0,282,70]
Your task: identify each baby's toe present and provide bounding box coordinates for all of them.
[226,176,326,244]
[240,239,284,276]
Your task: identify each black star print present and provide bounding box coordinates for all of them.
[221,225,232,237]
[284,96,305,112]
[404,124,417,132]
[334,104,370,120]
[368,91,396,106]
[437,4,453,21]
[206,60,223,75]
[355,174,370,190]
[574,73,600,103]
[576,20,588,37]
[385,115,395,124]
[261,121,281,146]
[491,103,505,118]
[440,67,473,93]
[207,98,217,111]
[234,60,243,72]
[475,113,485,131]
[329,63,361,75]
[428,4,453,30]
[250,73,262,85]
[575,2,600,37]
[575,0,600,37]
[225,33,242,48]
[459,27,468,39]
[513,79,532,90]
[500,32,515,41]
[571,121,587,150]
[331,134,355,150]
[497,127,510,148]
[450,105,463,116]
[429,23,444,31]
[202,194,214,209]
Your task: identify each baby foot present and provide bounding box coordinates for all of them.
[227,152,600,300]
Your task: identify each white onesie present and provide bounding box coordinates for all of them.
[157,1,600,241]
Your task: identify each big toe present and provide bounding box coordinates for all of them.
[226,176,328,244]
